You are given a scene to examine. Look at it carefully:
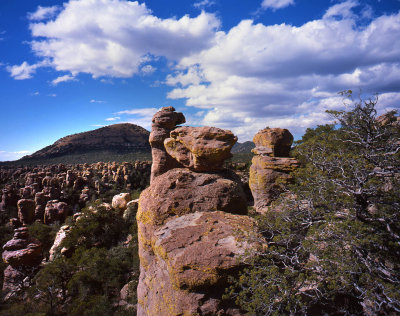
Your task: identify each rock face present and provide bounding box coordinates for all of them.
[249,128,300,213]
[149,106,185,183]
[164,126,237,172]
[137,108,261,315]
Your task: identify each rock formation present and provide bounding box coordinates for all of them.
[249,127,300,213]
[137,109,261,315]
[164,126,237,172]
[2,227,43,297]
[149,106,185,183]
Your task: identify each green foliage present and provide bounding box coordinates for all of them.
[229,93,400,314]
[28,222,60,260]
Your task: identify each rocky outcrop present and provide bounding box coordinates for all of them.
[137,108,261,315]
[149,106,185,183]
[49,225,71,261]
[249,128,300,213]
[164,126,237,172]
[2,227,43,297]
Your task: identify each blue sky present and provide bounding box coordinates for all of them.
[0,0,399,161]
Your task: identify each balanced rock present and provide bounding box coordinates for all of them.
[252,127,293,157]
[17,199,36,225]
[2,227,42,268]
[164,126,237,172]
[149,106,185,183]
[249,128,300,213]
[137,116,260,315]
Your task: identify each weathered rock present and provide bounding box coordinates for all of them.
[123,199,139,222]
[252,127,293,157]
[249,128,300,213]
[137,163,254,315]
[17,199,36,225]
[44,200,71,224]
[112,193,131,211]
[164,126,237,172]
[138,168,247,227]
[2,227,43,268]
[49,225,71,261]
[138,210,258,316]
[149,106,186,183]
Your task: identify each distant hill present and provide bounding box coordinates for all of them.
[231,141,255,153]
[0,125,256,166]
[14,123,151,165]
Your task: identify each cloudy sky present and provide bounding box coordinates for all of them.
[1,0,399,161]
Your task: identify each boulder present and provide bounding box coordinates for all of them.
[17,199,36,225]
[112,193,132,211]
[164,126,237,172]
[138,168,247,227]
[252,127,293,157]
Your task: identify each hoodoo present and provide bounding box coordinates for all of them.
[137,107,262,315]
[249,128,300,213]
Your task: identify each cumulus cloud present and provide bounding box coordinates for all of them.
[167,5,400,140]
[51,74,76,85]
[28,0,220,78]
[7,61,47,80]
[28,5,59,21]
[261,0,295,10]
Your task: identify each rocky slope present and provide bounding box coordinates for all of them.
[20,123,151,161]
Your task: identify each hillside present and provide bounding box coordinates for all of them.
[17,123,151,164]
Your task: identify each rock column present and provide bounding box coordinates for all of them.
[249,128,300,213]
[137,116,262,315]
[149,106,185,183]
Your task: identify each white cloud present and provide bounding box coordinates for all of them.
[116,107,159,116]
[48,93,57,97]
[116,107,159,129]
[32,91,40,96]
[167,5,400,140]
[28,0,220,78]
[0,150,30,162]
[90,99,106,103]
[141,64,156,75]
[7,61,47,80]
[105,116,120,121]
[28,5,59,21]
[194,0,216,9]
[323,0,359,20]
[261,0,295,10]
[51,74,76,85]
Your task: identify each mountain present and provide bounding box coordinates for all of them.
[17,123,151,164]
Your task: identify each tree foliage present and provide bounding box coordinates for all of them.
[229,93,400,315]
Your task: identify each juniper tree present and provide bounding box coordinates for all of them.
[229,92,400,315]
